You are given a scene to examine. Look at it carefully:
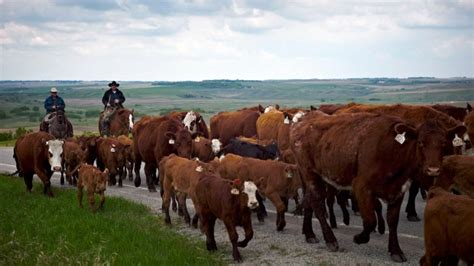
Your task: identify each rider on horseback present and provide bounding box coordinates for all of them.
[43,87,65,122]
[101,81,125,136]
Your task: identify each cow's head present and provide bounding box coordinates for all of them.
[182,111,197,133]
[95,168,109,193]
[394,120,466,185]
[44,139,64,171]
[264,104,280,113]
[166,129,195,158]
[109,142,128,167]
[464,110,474,150]
[292,111,305,123]
[231,178,259,209]
[263,142,280,160]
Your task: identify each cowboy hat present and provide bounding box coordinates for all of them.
[108,81,120,87]
[50,87,58,93]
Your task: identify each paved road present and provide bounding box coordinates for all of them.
[0,147,427,265]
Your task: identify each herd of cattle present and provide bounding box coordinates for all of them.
[10,102,474,264]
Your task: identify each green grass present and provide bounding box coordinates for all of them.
[0,174,224,265]
[0,140,16,147]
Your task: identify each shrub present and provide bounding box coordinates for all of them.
[10,106,30,114]
[32,106,39,111]
[15,127,32,139]
[85,110,99,118]
[0,131,13,141]
[0,110,8,119]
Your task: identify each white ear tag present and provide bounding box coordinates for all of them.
[168,139,175,144]
[195,137,200,143]
[395,132,406,145]
[195,166,203,172]
[231,188,240,195]
[110,148,116,153]
[284,117,290,124]
[452,134,464,147]
[287,172,293,178]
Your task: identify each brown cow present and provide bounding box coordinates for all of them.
[76,135,99,165]
[210,106,263,146]
[464,109,474,149]
[431,103,472,122]
[192,136,218,162]
[96,137,128,187]
[13,131,64,197]
[335,103,466,221]
[169,111,210,138]
[117,135,134,181]
[434,155,474,198]
[420,187,474,265]
[194,175,259,262]
[159,155,214,225]
[77,164,109,212]
[133,115,197,191]
[290,111,466,262]
[60,139,86,186]
[217,154,302,231]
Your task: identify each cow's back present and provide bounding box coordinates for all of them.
[210,110,260,145]
[256,110,284,140]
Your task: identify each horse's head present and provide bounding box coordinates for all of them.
[117,108,134,132]
[55,110,65,124]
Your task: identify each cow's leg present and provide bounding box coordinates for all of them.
[162,187,172,224]
[292,195,303,216]
[267,193,287,231]
[60,161,65,185]
[351,194,360,215]
[144,163,157,192]
[178,193,191,225]
[37,169,54,197]
[24,173,33,192]
[405,180,420,222]
[308,178,338,251]
[127,159,133,181]
[353,180,376,245]
[203,213,217,251]
[337,191,350,226]
[224,220,242,262]
[375,199,385,234]
[326,186,338,229]
[87,190,96,212]
[256,192,267,223]
[300,168,319,243]
[108,169,117,186]
[133,155,142,187]
[387,195,407,262]
[77,185,83,208]
[237,211,253,248]
[117,167,123,187]
[98,191,105,210]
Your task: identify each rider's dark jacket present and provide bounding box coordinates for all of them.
[102,89,125,107]
[44,96,65,113]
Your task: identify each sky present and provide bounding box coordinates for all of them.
[0,0,473,81]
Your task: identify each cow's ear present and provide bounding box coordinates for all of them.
[131,109,134,114]
[394,123,417,139]
[310,105,317,111]
[283,112,292,124]
[103,168,109,175]
[467,103,472,113]
[258,104,265,113]
[275,104,280,110]
[447,124,467,143]
[191,132,201,139]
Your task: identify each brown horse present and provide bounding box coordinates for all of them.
[99,108,134,137]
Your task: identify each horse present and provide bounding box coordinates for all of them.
[40,110,73,139]
[99,108,134,137]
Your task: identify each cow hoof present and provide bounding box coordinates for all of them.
[206,243,217,251]
[354,233,369,244]
[326,242,339,252]
[407,215,420,222]
[305,237,319,244]
[134,178,141,187]
[343,216,350,226]
[353,211,360,216]
[237,241,248,248]
[128,175,133,181]
[148,186,157,193]
[390,253,407,263]
[378,224,385,235]
[118,183,123,188]
[165,218,171,225]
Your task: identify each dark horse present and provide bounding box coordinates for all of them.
[99,108,134,137]
[40,110,73,139]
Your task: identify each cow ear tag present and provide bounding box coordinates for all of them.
[231,188,240,195]
[195,137,200,143]
[284,117,290,124]
[110,147,116,153]
[195,166,203,172]
[395,132,406,145]
[452,134,464,147]
[168,139,175,144]
[287,172,293,178]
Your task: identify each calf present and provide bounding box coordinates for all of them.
[194,175,259,262]
[434,155,474,198]
[77,164,109,212]
[13,132,64,197]
[420,187,474,265]
[217,138,280,160]
[159,155,214,225]
[218,154,302,231]
[76,135,99,165]
[192,137,221,162]
[61,139,86,186]
[117,135,134,181]
[96,137,128,187]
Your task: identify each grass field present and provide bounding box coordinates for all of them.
[0,78,473,133]
[0,174,223,265]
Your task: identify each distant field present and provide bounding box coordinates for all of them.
[1,78,473,133]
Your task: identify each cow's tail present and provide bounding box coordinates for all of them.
[11,146,21,176]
